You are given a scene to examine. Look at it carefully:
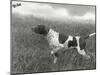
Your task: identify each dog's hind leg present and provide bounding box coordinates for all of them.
[77,47,90,59]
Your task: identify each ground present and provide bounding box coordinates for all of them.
[11,14,96,74]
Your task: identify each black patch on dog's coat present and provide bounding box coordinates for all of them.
[79,38,86,50]
[68,37,77,48]
[33,25,49,36]
[59,33,68,44]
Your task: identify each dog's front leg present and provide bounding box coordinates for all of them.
[51,48,60,64]
[53,53,59,64]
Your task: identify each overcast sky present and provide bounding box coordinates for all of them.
[12,1,95,24]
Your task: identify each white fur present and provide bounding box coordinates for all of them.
[75,36,86,55]
[46,29,64,49]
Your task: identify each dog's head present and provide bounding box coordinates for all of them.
[32,25,49,36]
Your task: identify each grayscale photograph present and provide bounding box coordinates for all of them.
[11,0,96,74]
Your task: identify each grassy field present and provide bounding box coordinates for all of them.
[11,14,96,74]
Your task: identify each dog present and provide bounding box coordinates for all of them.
[32,25,96,64]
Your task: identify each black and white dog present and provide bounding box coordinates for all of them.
[32,25,95,64]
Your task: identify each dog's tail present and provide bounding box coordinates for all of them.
[84,32,96,39]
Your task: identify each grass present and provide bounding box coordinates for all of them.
[11,14,96,74]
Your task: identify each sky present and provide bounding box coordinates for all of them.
[12,1,95,24]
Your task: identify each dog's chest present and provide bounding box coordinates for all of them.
[46,29,63,48]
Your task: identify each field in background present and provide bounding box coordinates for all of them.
[11,14,96,74]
